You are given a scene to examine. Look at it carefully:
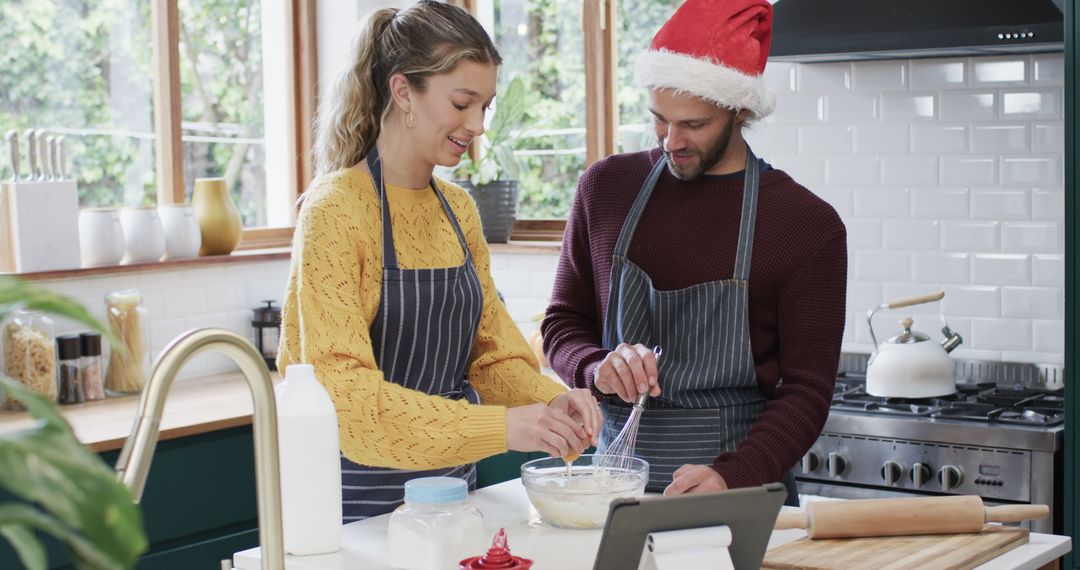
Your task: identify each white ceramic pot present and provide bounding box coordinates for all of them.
[119,206,166,264]
[158,204,202,260]
[78,208,126,267]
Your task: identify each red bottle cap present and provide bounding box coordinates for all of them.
[459,528,534,569]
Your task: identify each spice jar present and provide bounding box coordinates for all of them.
[388,477,486,570]
[251,301,281,371]
[56,334,83,405]
[79,332,105,401]
[1,309,57,410]
[104,289,150,395]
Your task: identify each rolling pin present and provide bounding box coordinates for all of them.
[774,496,1049,539]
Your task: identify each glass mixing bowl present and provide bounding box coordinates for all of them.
[520,454,648,529]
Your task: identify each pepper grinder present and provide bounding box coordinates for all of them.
[251,301,282,371]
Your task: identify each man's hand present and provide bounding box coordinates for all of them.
[593,343,661,403]
[663,464,728,496]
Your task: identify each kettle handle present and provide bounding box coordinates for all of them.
[867,291,945,350]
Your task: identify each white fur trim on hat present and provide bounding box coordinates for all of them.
[634,49,775,120]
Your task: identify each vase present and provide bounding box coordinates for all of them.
[158,204,202,260]
[192,177,242,256]
[78,208,126,267]
[119,207,166,264]
[461,180,520,243]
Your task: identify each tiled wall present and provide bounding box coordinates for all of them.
[745,54,1065,364]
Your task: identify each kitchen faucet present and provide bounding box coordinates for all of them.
[114,328,284,569]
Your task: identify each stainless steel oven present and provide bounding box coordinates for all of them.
[796,356,1064,534]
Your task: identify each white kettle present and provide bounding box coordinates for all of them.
[865,291,963,399]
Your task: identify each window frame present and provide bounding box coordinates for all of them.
[150,0,317,250]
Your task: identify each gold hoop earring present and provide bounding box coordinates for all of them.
[402,110,417,129]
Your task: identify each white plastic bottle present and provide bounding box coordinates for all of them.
[275,363,343,555]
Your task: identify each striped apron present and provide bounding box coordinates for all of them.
[339,148,484,522]
[599,146,798,505]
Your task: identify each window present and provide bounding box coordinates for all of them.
[0,0,314,257]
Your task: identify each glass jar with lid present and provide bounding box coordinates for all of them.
[387,477,486,570]
[104,289,150,395]
[1,309,57,410]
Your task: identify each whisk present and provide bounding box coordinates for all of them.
[594,345,662,476]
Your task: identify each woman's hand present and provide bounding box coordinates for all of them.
[593,343,661,403]
[506,403,591,457]
[548,388,602,447]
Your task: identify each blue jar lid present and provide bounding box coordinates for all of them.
[404,477,468,504]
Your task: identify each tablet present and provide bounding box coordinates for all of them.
[593,482,786,570]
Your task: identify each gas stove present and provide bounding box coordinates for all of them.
[797,357,1064,534]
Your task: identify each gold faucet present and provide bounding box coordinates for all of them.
[114,328,284,569]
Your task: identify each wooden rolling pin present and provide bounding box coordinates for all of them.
[774,496,1049,539]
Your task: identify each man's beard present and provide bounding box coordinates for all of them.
[662,115,736,181]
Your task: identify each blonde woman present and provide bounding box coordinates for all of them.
[278,0,600,521]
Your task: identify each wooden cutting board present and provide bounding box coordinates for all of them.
[762,525,1029,570]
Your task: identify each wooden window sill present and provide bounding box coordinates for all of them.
[7,248,292,282]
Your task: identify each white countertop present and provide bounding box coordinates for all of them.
[233,479,1071,569]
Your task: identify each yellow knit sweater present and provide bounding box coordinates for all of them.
[278,166,567,470]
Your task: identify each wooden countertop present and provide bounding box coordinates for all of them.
[0,372,272,452]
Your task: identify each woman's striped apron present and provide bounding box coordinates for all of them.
[599,146,798,505]
[339,147,484,522]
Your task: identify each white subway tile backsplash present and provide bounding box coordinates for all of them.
[881,156,938,187]
[941,221,1000,252]
[945,286,1000,318]
[911,188,969,219]
[940,156,998,186]
[939,92,995,122]
[970,57,1028,86]
[853,250,910,281]
[827,156,881,187]
[204,283,248,315]
[797,62,852,92]
[1032,255,1064,287]
[763,61,796,93]
[847,281,884,315]
[745,125,798,155]
[970,124,1028,154]
[798,125,853,155]
[910,125,967,155]
[771,95,824,124]
[853,124,909,155]
[853,188,908,219]
[823,93,879,124]
[852,61,907,92]
[881,93,937,123]
[883,220,939,251]
[1000,157,1061,187]
[489,269,533,298]
[1001,89,1061,119]
[1032,54,1064,84]
[972,318,1032,351]
[812,187,854,218]
[910,59,967,89]
[164,284,205,319]
[1002,222,1062,253]
[970,254,1030,286]
[1033,123,1065,153]
[1002,287,1061,319]
[911,253,969,283]
[970,189,1030,220]
[770,155,826,187]
[1033,320,1065,353]
[846,219,883,249]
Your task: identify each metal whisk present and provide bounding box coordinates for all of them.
[594,346,661,476]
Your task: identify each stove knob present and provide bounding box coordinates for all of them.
[827,452,848,478]
[910,463,932,488]
[881,460,904,486]
[938,465,964,491]
[801,451,822,474]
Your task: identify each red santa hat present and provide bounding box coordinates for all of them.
[634,0,775,120]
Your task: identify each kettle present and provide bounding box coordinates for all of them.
[865,291,963,399]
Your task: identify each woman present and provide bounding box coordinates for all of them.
[278,0,600,521]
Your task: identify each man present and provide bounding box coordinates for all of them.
[542,0,847,504]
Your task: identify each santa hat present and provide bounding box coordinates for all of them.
[634,0,775,120]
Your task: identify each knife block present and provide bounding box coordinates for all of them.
[1,179,81,272]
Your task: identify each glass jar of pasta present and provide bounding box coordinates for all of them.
[1,309,57,410]
[104,289,151,395]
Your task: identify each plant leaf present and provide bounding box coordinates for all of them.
[0,520,46,570]
[487,76,526,143]
[0,504,121,570]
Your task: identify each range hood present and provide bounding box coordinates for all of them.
[769,0,1064,62]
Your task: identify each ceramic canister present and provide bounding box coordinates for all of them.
[78,208,126,267]
[158,204,202,260]
[119,206,166,264]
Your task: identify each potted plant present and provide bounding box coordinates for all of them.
[455,76,529,243]
[0,276,147,569]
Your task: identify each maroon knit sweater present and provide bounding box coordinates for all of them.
[542,148,848,489]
